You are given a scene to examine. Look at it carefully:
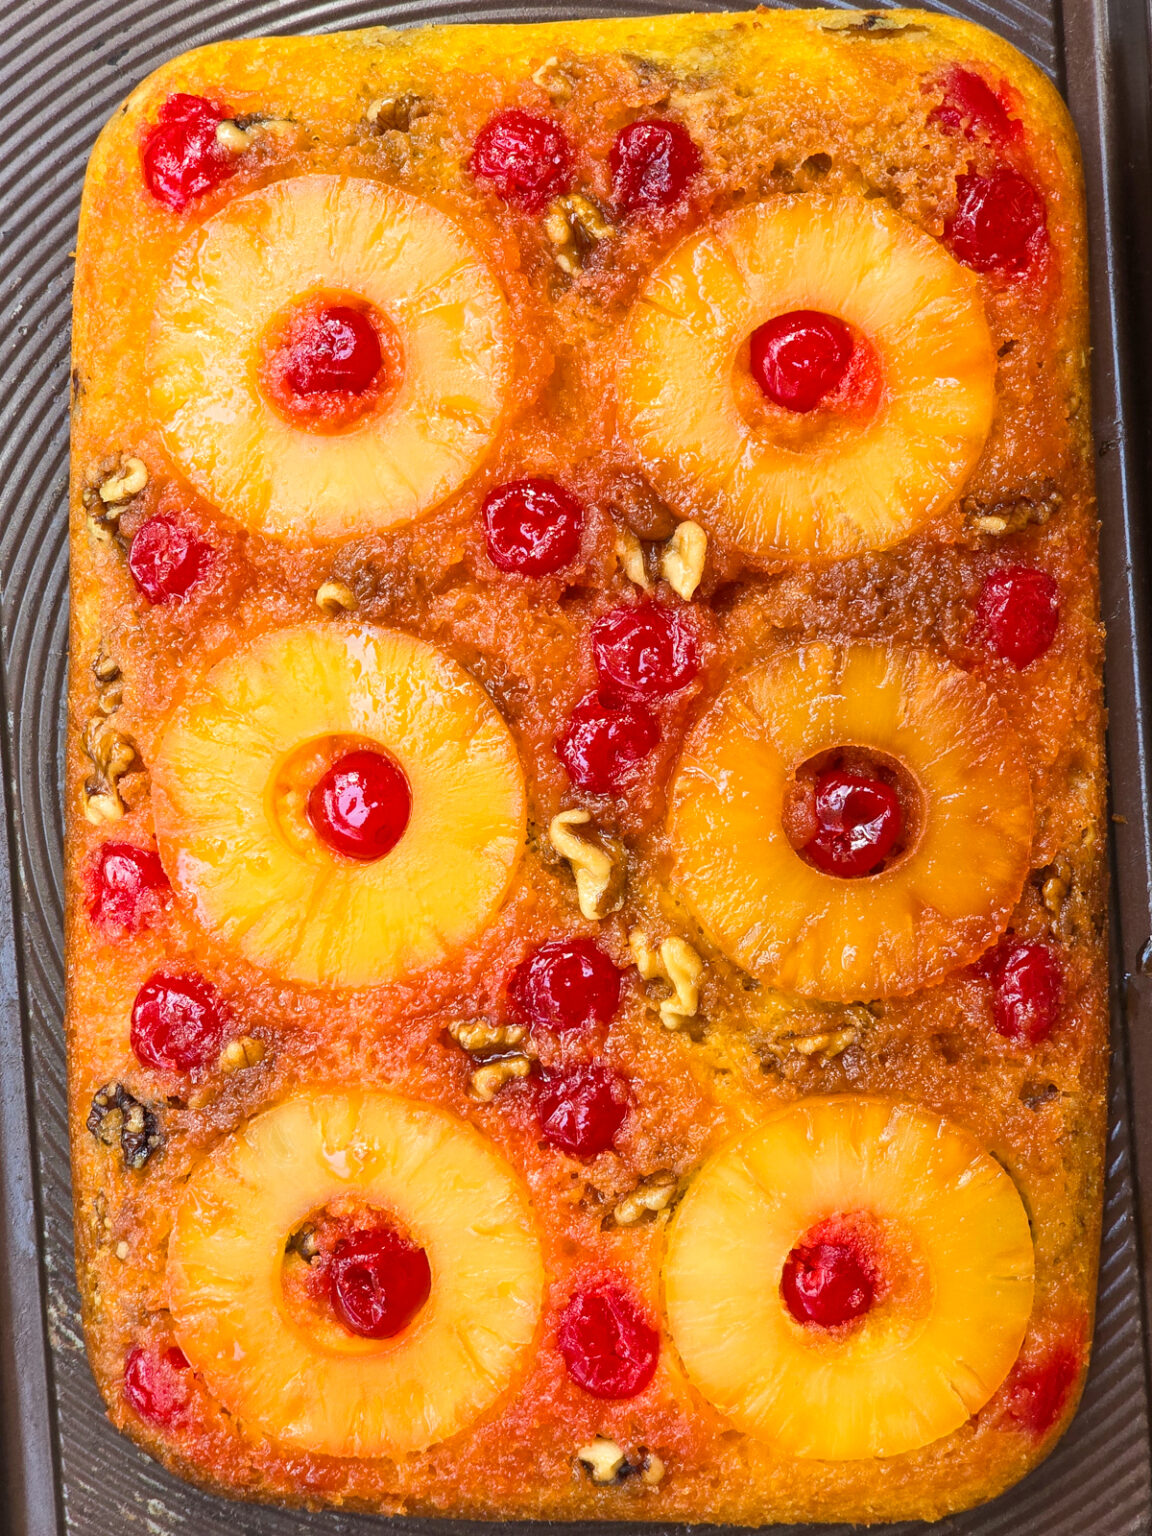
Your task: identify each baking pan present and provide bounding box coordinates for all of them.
[2,0,1152,1531]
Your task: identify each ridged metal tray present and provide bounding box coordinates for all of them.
[2,0,1151,1532]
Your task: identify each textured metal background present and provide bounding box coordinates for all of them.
[1,0,1151,1532]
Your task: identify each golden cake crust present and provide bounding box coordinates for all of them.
[67,10,1105,1525]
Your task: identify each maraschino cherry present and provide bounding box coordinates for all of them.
[507,939,621,1034]
[801,769,904,878]
[470,110,574,211]
[750,310,855,412]
[976,565,1060,669]
[123,1345,192,1426]
[591,603,699,700]
[782,1228,877,1328]
[142,94,236,211]
[535,1064,628,1158]
[129,516,213,604]
[610,119,702,213]
[130,972,227,1073]
[327,1227,432,1340]
[978,939,1063,1044]
[482,478,584,575]
[557,1282,659,1398]
[1006,1344,1081,1436]
[557,693,660,794]
[930,67,1020,143]
[308,749,412,861]
[88,842,170,934]
[281,306,383,397]
[946,169,1048,274]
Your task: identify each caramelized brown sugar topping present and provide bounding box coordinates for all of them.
[67,11,1104,1524]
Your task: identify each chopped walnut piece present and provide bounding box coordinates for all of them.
[640,1450,666,1486]
[287,1223,320,1262]
[88,1082,161,1169]
[1039,853,1073,916]
[532,56,575,101]
[449,1018,529,1057]
[549,810,627,920]
[577,1436,627,1484]
[315,579,358,615]
[98,457,148,507]
[629,930,703,1029]
[615,526,652,591]
[763,1005,869,1061]
[661,520,707,599]
[469,1055,532,1102]
[366,93,429,132]
[218,1035,267,1073]
[115,1240,130,1261]
[545,193,614,275]
[215,119,252,153]
[963,481,1061,538]
[82,719,137,824]
[612,1172,679,1226]
[92,649,123,716]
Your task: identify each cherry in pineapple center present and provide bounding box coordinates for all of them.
[260,294,401,431]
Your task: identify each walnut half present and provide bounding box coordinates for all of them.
[549,810,626,920]
[630,930,703,1029]
[82,718,138,824]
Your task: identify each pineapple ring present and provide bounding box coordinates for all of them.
[167,1089,545,1457]
[148,175,513,542]
[664,1095,1035,1460]
[668,643,1032,999]
[151,623,526,989]
[617,195,997,560]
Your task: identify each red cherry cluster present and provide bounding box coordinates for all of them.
[326,1226,432,1340]
[141,94,237,211]
[557,1280,659,1397]
[558,603,700,795]
[976,938,1063,1044]
[471,110,700,215]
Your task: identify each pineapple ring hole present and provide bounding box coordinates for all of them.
[782,746,924,879]
[258,290,405,434]
[780,1211,932,1341]
[733,316,884,449]
[281,1198,431,1353]
[269,733,411,861]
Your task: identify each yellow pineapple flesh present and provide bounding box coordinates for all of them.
[151,623,526,989]
[663,1096,1035,1460]
[148,174,513,542]
[617,195,996,560]
[166,1089,545,1458]
[667,643,1033,1000]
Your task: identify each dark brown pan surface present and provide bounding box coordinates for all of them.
[2,1,1151,1532]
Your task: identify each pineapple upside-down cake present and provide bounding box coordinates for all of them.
[66,9,1106,1524]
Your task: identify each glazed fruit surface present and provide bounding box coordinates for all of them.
[67,9,1104,1529]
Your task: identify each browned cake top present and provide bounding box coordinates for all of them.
[66,11,1105,1524]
